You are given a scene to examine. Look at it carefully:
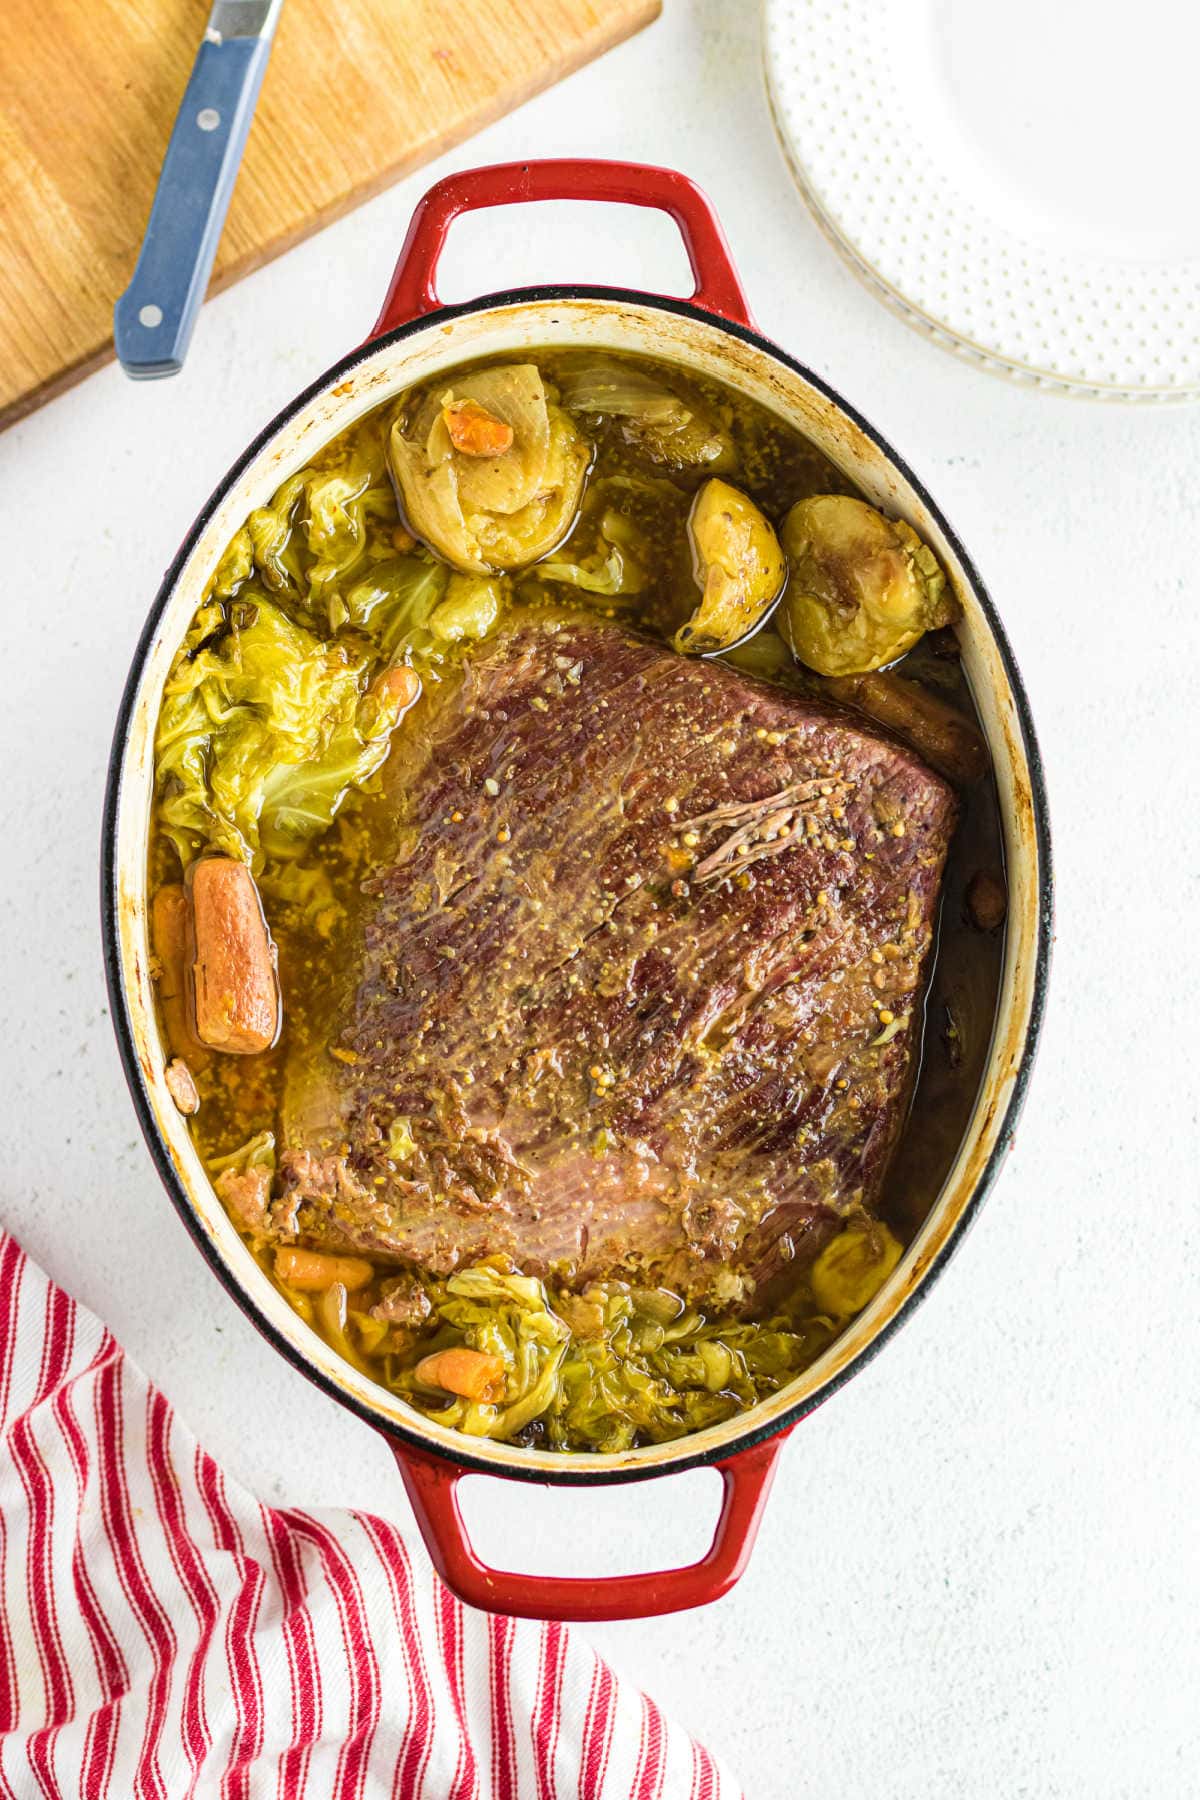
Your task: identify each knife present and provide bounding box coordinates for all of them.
[114,0,285,380]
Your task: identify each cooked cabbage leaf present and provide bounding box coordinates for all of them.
[206,1129,276,1180]
[382,1256,845,1451]
[558,358,735,474]
[430,574,507,643]
[341,554,449,657]
[305,464,396,608]
[221,437,396,624]
[155,597,414,872]
[535,508,647,598]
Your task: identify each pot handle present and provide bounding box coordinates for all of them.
[386,1429,788,1621]
[369,158,754,338]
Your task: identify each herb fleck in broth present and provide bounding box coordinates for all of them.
[150,349,1004,1452]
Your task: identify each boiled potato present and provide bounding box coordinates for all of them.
[809,1220,903,1319]
[673,478,786,655]
[781,495,956,676]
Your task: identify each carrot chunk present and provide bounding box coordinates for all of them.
[187,857,280,1055]
[824,670,989,786]
[152,884,190,998]
[415,1346,506,1403]
[442,398,514,458]
[371,664,422,711]
[274,1248,374,1292]
[150,884,210,1065]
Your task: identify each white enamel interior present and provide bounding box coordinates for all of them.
[111,297,1046,1478]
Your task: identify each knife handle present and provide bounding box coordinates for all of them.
[114,35,271,379]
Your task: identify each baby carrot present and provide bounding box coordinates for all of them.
[188,857,280,1055]
[415,1347,506,1403]
[274,1247,374,1293]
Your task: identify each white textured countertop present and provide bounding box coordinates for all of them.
[3,4,1198,1794]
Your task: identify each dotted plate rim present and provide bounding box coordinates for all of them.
[763,0,1200,405]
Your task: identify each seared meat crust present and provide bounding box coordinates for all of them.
[273,615,955,1305]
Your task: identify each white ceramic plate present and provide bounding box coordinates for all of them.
[764,0,1200,400]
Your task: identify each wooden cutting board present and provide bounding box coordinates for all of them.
[0,0,659,429]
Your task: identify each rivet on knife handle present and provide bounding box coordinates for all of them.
[114,0,284,381]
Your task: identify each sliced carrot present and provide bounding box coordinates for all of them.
[274,1247,374,1292]
[392,524,417,552]
[187,857,280,1055]
[415,1346,506,1403]
[442,398,514,458]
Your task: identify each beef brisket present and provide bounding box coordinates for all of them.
[271,612,956,1306]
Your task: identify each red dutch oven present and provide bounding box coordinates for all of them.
[103,159,1052,1621]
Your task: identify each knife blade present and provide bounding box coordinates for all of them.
[114,0,285,380]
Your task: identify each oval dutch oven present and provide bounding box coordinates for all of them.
[102,159,1053,1622]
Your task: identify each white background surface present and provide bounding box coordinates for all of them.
[3,4,1198,1794]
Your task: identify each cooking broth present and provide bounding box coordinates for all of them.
[149,350,1005,1452]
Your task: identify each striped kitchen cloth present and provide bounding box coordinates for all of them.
[0,1233,741,1799]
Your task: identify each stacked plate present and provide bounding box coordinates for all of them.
[763,0,1200,400]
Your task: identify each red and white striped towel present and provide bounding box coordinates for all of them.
[0,1233,741,1799]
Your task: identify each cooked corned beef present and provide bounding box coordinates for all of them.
[270,613,956,1307]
